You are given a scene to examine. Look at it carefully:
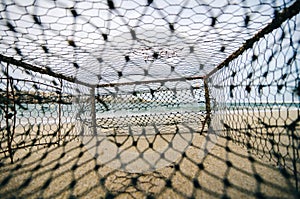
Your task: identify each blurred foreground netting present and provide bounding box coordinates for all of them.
[0,0,299,198]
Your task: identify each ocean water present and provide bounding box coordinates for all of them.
[0,103,76,126]
[0,100,205,126]
[221,102,300,109]
[1,100,298,126]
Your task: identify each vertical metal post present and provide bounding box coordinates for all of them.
[58,78,62,144]
[90,86,97,135]
[204,79,211,126]
[9,78,17,160]
[5,63,13,163]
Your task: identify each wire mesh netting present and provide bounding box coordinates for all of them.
[0,0,299,198]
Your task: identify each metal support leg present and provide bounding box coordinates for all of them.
[58,78,62,144]
[204,79,211,127]
[90,87,97,135]
[5,63,14,163]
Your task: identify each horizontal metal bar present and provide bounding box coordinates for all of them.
[97,75,204,88]
[205,0,300,78]
[0,54,93,87]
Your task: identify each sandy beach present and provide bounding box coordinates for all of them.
[0,108,299,198]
